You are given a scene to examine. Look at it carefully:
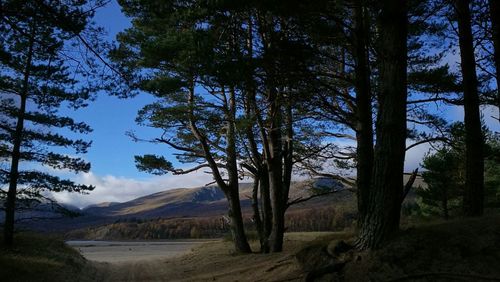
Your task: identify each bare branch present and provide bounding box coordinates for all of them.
[402,168,419,202]
[287,190,342,209]
[406,137,450,151]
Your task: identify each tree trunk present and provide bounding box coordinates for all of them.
[455,0,485,217]
[489,0,500,120]
[259,171,272,253]
[283,100,293,207]
[3,96,26,247]
[186,82,251,253]
[356,0,408,250]
[3,33,34,247]
[225,186,252,253]
[267,88,285,253]
[225,87,252,253]
[250,176,265,251]
[353,0,374,226]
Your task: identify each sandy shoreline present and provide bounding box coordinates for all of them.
[66,239,218,263]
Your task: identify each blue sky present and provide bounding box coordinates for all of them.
[68,1,172,180]
[51,1,216,207]
[50,1,500,208]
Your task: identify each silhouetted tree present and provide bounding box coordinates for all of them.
[356,0,408,249]
[453,0,485,216]
[0,0,103,246]
[110,0,253,253]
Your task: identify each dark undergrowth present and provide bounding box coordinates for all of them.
[297,214,500,281]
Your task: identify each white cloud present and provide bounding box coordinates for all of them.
[51,169,213,209]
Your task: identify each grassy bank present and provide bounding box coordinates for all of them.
[0,232,96,282]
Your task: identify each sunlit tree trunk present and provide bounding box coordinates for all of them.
[187,83,251,253]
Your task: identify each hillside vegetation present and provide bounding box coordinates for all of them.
[0,232,97,282]
[66,189,357,240]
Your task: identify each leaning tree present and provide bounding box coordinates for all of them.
[110,0,254,253]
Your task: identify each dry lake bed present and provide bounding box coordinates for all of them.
[66,240,215,263]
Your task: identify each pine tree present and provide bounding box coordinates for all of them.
[453,0,485,216]
[0,1,100,246]
[420,148,464,219]
[356,0,408,249]
[111,0,252,253]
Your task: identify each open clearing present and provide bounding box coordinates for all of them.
[69,233,336,282]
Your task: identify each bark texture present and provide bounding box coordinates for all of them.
[455,0,485,217]
[267,88,285,253]
[226,186,252,253]
[353,0,374,225]
[356,0,408,250]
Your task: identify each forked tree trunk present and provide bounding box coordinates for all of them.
[187,83,251,253]
[3,33,34,247]
[489,0,500,120]
[353,0,374,226]
[249,170,272,253]
[454,0,485,217]
[356,0,408,250]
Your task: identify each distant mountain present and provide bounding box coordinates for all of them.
[14,178,349,233]
[83,185,237,218]
[80,179,341,218]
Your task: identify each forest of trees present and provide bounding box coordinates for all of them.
[1,0,500,256]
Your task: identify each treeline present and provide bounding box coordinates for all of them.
[67,204,358,240]
[68,217,228,240]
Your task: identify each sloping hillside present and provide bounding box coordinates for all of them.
[81,179,336,218]
[0,232,96,282]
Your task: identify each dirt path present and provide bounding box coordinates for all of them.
[91,243,303,282]
[84,233,335,282]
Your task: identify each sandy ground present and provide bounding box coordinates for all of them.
[68,233,335,282]
[67,240,215,263]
